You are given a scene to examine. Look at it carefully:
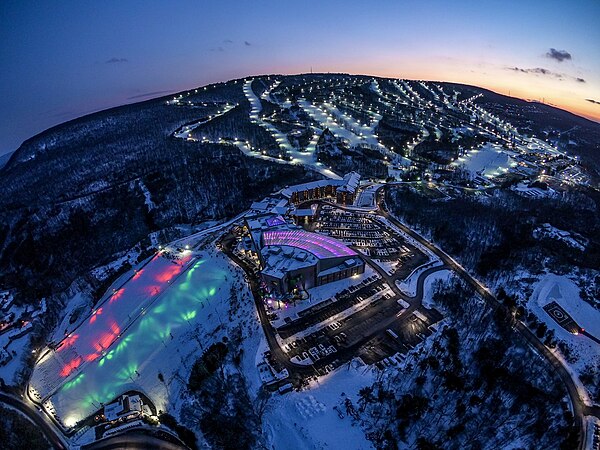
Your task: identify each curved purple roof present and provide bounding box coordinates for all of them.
[262,229,357,259]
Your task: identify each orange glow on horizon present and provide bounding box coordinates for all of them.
[294,56,600,124]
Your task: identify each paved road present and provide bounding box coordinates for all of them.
[221,211,448,379]
[378,189,598,450]
[221,233,315,376]
[0,391,67,450]
[582,330,600,346]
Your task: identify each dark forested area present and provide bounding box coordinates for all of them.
[361,280,575,450]
[0,79,318,303]
[0,406,50,450]
[385,185,600,279]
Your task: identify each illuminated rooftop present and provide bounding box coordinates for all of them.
[262,229,357,259]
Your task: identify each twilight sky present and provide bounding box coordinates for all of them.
[1,0,599,156]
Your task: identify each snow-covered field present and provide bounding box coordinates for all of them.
[264,362,375,450]
[31,253,194,397]
[0,333,30,384]
[30,245,249,429]
[421,269,454,309]
[452,143,517,178]
[529,273,599,341]
[396,260,445,297]
[527,273,600,402]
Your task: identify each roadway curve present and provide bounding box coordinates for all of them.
[0,391,67,450]
[1,389,190,450]
[378,188,598,450]
[220,210,450,378]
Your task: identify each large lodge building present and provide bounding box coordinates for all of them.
[243,213,364,297]
[282,172,360,206]
[239,172,363,297]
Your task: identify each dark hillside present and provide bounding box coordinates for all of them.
[0,78,318,302]
[444,82,600,178]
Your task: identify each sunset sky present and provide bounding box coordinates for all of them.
[1,0,599,155]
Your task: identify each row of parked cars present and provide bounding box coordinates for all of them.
[308,343,337,361]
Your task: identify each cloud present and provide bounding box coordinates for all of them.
[508,66,584,83]
[510,66,556,76]
[209,46,225,52]
[586,99,600,105]
[223,39,233,44]
[546,48,572,62]
[511,67,558,75]
[127,90,172,100]
[244,40,251,46]
[105,57,128,64]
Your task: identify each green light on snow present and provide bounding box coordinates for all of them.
[181,310,197,322]
[63,373,85,391]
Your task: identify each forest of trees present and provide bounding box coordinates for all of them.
[0,80,319,303]
[359,279,575,449]
[385,185,600,280]
[0,406,50,450]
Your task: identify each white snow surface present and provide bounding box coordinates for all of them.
[452,143,517,178]
[527,273,600,402]
[530,273,600,337]
[0,334,30,384]
[396,260,444,297]
[264,362,375,450]
[421,269,454,309]
[30,244,252,428]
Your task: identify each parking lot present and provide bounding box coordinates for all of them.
[224,202,447,379]
[276,275,386,339]
[358,306,443,366]
[265,205,447,373]
[317,209,408,259]
[281,301,443,371]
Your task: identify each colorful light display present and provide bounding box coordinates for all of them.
[262,229,357,259]
[30,253,227,428]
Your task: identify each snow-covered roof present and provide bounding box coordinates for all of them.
[104,394,142,421]
[261,246,318,279]
[337,172,360,193]
[246,214,288,231]
[281,179,344,198]
[250,197,290,214]
[318,258,362,277]
[294,208,317,216]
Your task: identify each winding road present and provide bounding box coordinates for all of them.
[3,181,597,449]
[0,391,67,450]
[220,201,451,379]
[378,187,599,450]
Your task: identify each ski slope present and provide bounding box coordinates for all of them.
[452,143,517,178]
[29,243,246,428]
